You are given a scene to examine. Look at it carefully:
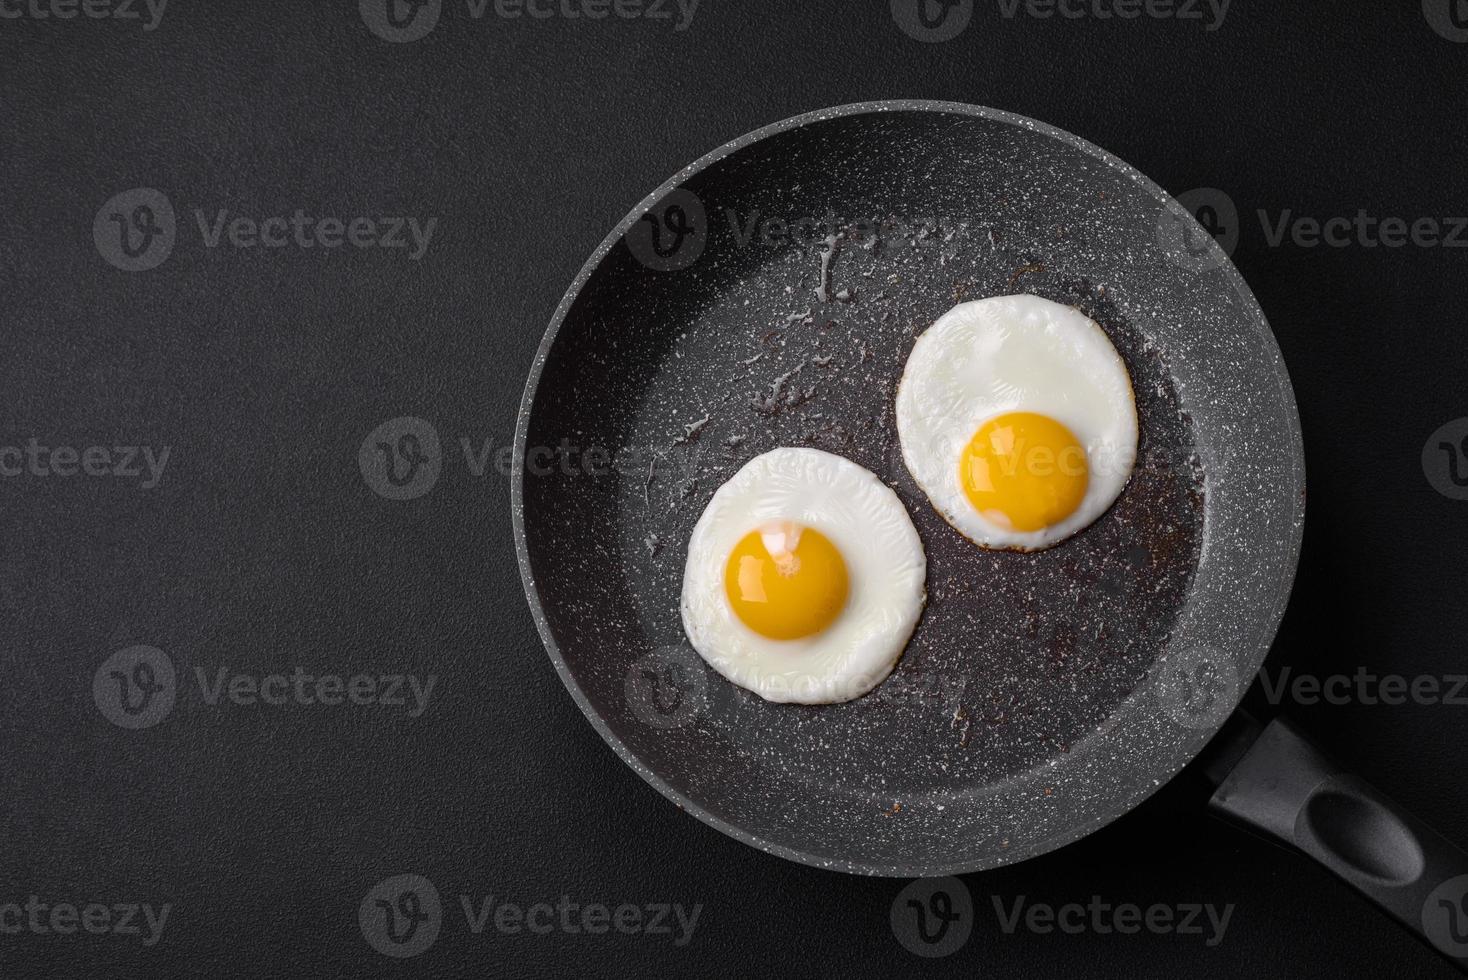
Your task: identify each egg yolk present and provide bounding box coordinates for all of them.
[959,411,1088,532]
[723,522,849,640]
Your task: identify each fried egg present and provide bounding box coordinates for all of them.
[896,294,1138,551]
[679,447,926,704]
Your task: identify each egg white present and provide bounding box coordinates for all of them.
[895,294,1138,551]
[679,447,926,704]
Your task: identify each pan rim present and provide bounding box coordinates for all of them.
[511,99,1306,877]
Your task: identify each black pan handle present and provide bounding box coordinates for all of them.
[1203,714,1468,972]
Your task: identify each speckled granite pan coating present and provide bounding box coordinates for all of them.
[513,102,1306,876]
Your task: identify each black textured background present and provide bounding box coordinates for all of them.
[3,1,1467,976]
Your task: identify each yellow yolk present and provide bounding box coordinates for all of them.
[959,411,1089,532]
[723,523,849,640]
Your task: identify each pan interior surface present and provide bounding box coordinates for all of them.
[516,104,1304,875]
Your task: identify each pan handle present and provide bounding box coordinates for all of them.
[1205,714,1468,972]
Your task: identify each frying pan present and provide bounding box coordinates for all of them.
[512,101,1468,967]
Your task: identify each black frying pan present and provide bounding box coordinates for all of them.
[512,101,1468,968]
